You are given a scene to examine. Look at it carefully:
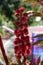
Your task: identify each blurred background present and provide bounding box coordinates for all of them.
[0,0,43,36]
[0,0,43,65]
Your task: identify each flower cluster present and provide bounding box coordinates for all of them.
[14,7,32,60]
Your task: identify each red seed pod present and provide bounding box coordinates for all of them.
[15,9,20,17]
[22,48,31,57]
[14,21,20,27]
[15,13,20,17]
[16,9,20,13]
[22,43,31,57]
[25,45,30,50]
[14,29,22,37]
[25,43,32,49]
[14,45,21,55]
[19,7,25,12]
[23,13,28,17]
[17,55,21,60]
[20,16,27,23]
[25,36,30,42]
[23,28,28,35]
[22,23,28,30]
[21,35,30,44]
[14,38,21,45]
[21,35,25,42]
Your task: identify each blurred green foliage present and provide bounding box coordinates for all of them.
[0,0,43,35]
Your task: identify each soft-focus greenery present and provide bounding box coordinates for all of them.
[0,0,43,35]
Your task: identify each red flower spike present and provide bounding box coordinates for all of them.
[14,21,20,27]
[14,38,21,45]
[19,7,25,12]
[20,16,27,23]
[14,29,22,37]
[14,7,32,59]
